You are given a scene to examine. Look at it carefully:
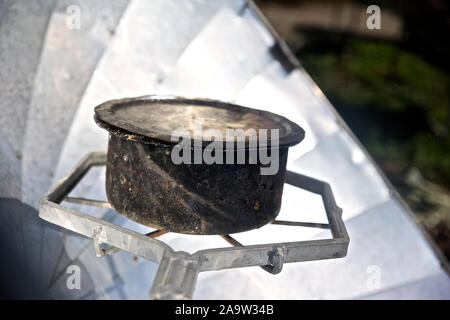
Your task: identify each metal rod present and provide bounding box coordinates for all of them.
[220,234,243,247]
[64,197,112,208]
[271,220,329,229]
[285,170,349,241]
[146,229,168,238]
[44,152,106,204]
[101,229,168,256]
[219,235,284,274]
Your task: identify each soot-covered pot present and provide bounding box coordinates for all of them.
[94,96,304,235]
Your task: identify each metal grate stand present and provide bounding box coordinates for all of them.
[39,152,349,299]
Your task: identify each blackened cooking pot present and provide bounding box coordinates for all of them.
[94,96,304,235]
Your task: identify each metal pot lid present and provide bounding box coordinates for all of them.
[94,95,305,149]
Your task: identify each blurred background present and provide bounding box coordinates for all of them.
[259,0,450,260]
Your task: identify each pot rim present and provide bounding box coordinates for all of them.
[94,95,305,149]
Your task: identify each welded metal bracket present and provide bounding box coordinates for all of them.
[39,152,349,300]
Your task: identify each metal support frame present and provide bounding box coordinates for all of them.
[39,152,349,299]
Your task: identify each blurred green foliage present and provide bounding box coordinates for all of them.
[301,39,450,187]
